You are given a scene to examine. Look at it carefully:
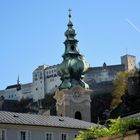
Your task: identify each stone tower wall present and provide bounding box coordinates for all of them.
[121,55,136,71]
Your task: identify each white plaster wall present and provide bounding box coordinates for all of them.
[32,66,46,101]
[0,124,80,140]
[0,88,21,101]
[45,66,61,94]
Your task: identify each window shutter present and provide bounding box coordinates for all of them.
[28,131,31,140]
[17,131,20,140]
[0,130,2,140]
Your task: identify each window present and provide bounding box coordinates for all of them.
[61,134,67,140]
[74,134,77,138]
[45,133,53,140]
[0,129,6,140]
[71,45,74,51]
[40,72,43,79]
[34,74,37,81]
[19,131,31,140]
[50,78,54,82]
[20,131,26,140]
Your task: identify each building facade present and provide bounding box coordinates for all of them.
[0,64,61,102]
[0,111,97,140]
[84,55,136,85]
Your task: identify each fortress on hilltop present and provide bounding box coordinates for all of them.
[0,54,136,102]
[0,10,136,103]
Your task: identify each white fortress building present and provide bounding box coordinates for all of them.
[0,64,61,102]
[0,54,136,102]
[32,64,61,101]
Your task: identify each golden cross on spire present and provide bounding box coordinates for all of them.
[68,9,72,19]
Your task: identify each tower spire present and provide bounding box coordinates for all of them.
[17,75,20,85]
[63,9,79,58]
[67,9,73,27]
[57,10,90,89]
[16,75,21,90]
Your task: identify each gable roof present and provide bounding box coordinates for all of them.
[6,84,21,90]
[0,111,97,129]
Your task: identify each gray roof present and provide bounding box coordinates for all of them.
[0,111,97,129]
[5,84,21,90]
[121,54,136,58]
[87,64,125,75]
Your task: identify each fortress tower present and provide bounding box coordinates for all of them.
[121,55,136,71]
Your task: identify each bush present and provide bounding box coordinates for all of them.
[75,117,140,140]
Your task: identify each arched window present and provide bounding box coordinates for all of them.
[71,45,74,51]
[75,111,82,120]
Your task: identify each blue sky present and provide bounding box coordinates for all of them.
[0,0,140,89]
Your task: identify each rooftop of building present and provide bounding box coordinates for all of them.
[0,111,97,129]
[87,64,125,73]
[45,64,60,70]
[33,64,48,71]
[21,83,32,88]
[5,84,21,90]
[121,54,136,58]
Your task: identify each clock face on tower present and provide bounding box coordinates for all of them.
[72,87,82,100]
[73,91,80,99]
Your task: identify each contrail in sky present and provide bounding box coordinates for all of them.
[126,18,140,33]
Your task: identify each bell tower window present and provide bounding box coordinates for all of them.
[71,45,74,51]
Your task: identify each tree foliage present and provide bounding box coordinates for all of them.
[91,93,112,123]
[41,93,56,115]
[75,117,140,140]
[111,71,134,110]
[13,98,32,113]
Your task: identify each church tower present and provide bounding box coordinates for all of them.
[54,10,91,122]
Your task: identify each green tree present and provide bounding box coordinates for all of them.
[111,71,134,110]
[75,118,140,140]
[41,93,56,115]
[14,98,32,113]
